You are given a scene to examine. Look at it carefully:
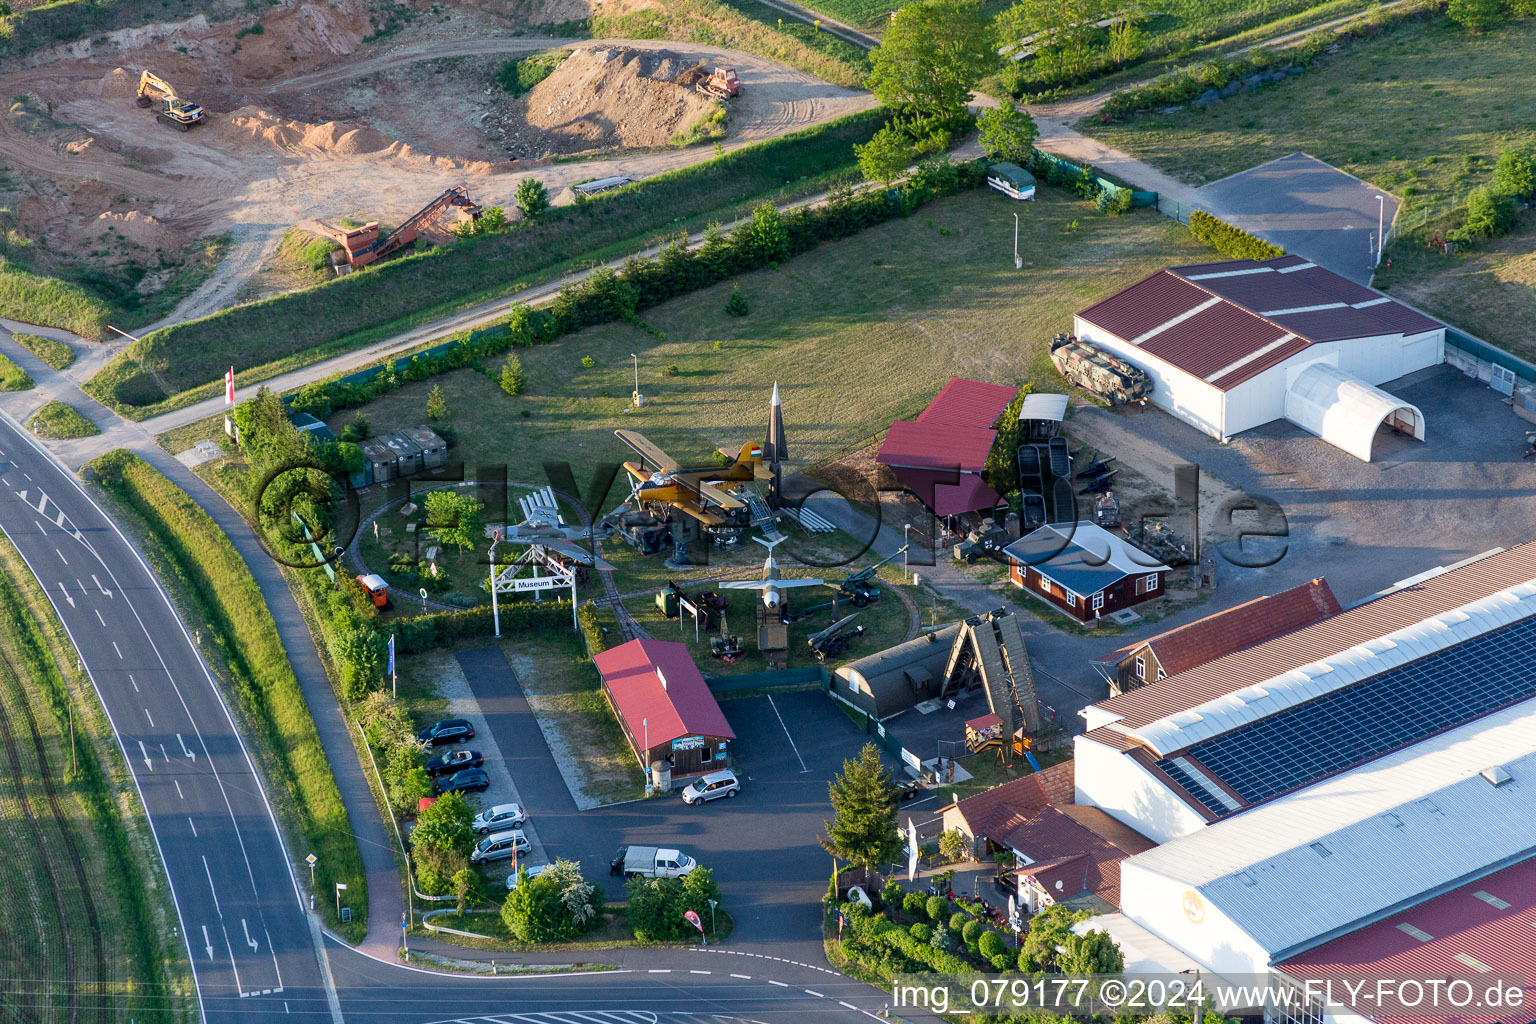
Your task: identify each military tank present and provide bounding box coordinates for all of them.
[1049,334,1152,405]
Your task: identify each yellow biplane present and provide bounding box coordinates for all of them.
[614,430,763,530]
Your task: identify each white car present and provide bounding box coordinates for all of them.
[472,803,526,835]
[505,863,551,891]
[470,829,529,864]
[681,769,740,805]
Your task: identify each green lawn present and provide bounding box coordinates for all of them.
[28,400,98,438]
[0,351,32,390]
[1083,14,1536,227]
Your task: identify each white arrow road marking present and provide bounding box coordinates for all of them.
[92,574,112,598]
[178,734,196,761]
[138,740,152,771]
[56,581,74,608]
[202,925,215,960]
[242,919,259,953]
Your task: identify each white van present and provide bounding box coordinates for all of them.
[470,830,529,864]
[681,769,741,805]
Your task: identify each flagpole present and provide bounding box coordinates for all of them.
[390,633,397,698]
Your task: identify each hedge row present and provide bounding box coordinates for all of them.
[85,109,890,415]
[86,448,367,940]
[1188,209,1285,260]
[287,158,989,420]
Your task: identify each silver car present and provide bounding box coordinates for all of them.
[681,769,740,805]
[470,829,529,864]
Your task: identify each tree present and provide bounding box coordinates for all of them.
[1019,904,1089,971]
[977,100,1038,164]
[1106,16,1150,64]
[1057,928,1124,973]
[1448,0,1506,31]
[516,177,550,219]
[426,383,449,421]
[938,828,968,863]
[503,859,599,940]
[410,791,474,854]
[627,876,685,941]
[741,203,790,265]
[424,490,482,553]
[499,352,526,396]
[724,283,749,317]
[680,867,722,932]
[1461,185,1516,239]
[820,743,901,877]
[333,627,384,699]
[868,0,994,123]
[382,740,432,812]
[453,867,484,915]
[982,384,1032,495]
[454,205,507,237]
[1492,147,1535,198]
[996,0,1115,67]
[855,125,916,186]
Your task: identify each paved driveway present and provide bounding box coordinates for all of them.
[1194,152,1397,284]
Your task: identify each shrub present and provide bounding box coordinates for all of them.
[503,858,600,941]
[453,867,484,915]
[498,352,526,396]
[1492,148,1535,198]
[724,283,748,317]
[962,918,984,945]
[409,791,474,855]
[660,364,680,377]
[909,922,932,942]
[1457,185,1517,241]
[938,828,968,863]
[991,952,1010,971]
[580,356,596,368]
[978,929,1005,960]
[1448,0,1506,30]
[515,177,550,219]
[950,911,970,934]
[425,383,449,421]
[903,892,927,916]
[1188,209,1285,260]
[881,879,904,907]
[926,895,949,922]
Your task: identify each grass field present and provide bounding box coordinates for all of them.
[0,350,32,390]
[12,330,77,369]
[311,189,1207,489]
[29,400,98,438]
[0,535,190,1023]
[86,112,886,420]
[1083,15,1536,221]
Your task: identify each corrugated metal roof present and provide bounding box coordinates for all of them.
[1278,855,1536,1024]
[1077,257,1444,390]
[1019,393,1069,423]
[1126,579,1536,756]
[914,377,1018,427]
[1127,701,1536,957]
[1092,579,1341,673]
[877,420,998,470]
[1090,543,1536,733]
[593,638,735,746]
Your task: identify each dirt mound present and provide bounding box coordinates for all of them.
[89,210,180,251]
[225,107,499,173]
[517,46,719,154]
[100,68,139,100]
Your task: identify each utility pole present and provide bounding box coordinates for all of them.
[490,530,502,638]
[1375,194,1386,267]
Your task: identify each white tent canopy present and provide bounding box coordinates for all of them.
[1284,362,1425,462]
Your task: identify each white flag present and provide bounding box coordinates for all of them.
[1008,893,1019,933]
[906,817,918,883]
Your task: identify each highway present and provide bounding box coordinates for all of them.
[0,409,898,1023]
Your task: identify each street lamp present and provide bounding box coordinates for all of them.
[489,529,502,638]
[1375,194,1386,267]
[1013,213,1022,270]
[903,523,911,581]
[642,717,649,789]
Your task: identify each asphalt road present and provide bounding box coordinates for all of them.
[0,410,899,1022]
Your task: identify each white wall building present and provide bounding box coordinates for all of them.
[1073,255,1444,461]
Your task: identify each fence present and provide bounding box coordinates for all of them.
[1156,194,1194,225]
[827,686,916,768]
[1028,150,1158,209]
[1444,327,1536,390]
[705,666,826,695]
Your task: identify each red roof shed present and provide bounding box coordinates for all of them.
[593,639,735,775]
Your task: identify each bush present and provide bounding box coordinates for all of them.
[903,892,928,916]
[626,869,725,942]
[978,929,1005,960]
[498,352,526,396]
[961,918,984,945]
[1492,148,1535,198]
[991,952,1011,971]
[85,450,366,936]
[909,922,932,942]
[499,52,564,96]
[1188,209,1285,260]
[938,828,968,863]
[926,895,949,922]
[515,177,551,219]
[1456,185,1517,242]
[11,332,75,370]
[881,879,904,907]
[1448,0,1506,30]
[577,602,608,657]
[724,283,748,317]
[950,911,970,934]
[503,859,601,941]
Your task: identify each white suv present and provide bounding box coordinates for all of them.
[472,803,526,835]
[681,769,740,805]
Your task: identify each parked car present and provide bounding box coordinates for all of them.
[681,769,741,805]
[425,748,483,777]
[505,862,551,891]
[472,803,527,835]
[434,767,490,795]
[471,829,529,864]
[417,719,474,745]
[896,778,926,802]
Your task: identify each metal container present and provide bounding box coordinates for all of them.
[358,437,396,484]
[406,424,448,469]
[384,431,424,477]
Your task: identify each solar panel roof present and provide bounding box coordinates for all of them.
[1156,612,1536,814]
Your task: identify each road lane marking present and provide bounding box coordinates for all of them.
[138,740,153,771]
[129,674,138,692]
[178,734,196,761]
[202,856,222,915]
[54,547,67,564]
[804,990,824,998]
[767,695,810,773]
[202,925,214,960]
[76,578,86,596]
[690,969,710,974]
[160,742,169,761]
[648,969,671,973]
[189,817,197,837]
[144,708,155,728]
[34,519,47,535]
[92,574,112,598]
[57,581,74,608]
[840,1002,857,1010]
[174,780,184,799]
[731,973,751,979]
[112,641,122,658]
[769,980,788,987]
[242,918,259,952]
[95,609,106,627]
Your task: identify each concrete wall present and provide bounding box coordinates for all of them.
[1073,316,1228,440]
[1073,733,1208,844]
[1118,861,1273,976]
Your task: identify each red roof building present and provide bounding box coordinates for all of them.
[1277,855,1536,1024]
[1092,578,1340,695]
[876,378,1017,517]
[1072,255,1443,461]
[593,638,735,778]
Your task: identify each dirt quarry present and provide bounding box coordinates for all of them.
[0,0,874,331]
[515,46,719,155]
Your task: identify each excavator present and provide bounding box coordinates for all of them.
[323,185,481,269]
[135,71,205,131]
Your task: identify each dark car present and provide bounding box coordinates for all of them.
[434,768,491,795]
[417,719,474,746]
[426,748,483,777]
